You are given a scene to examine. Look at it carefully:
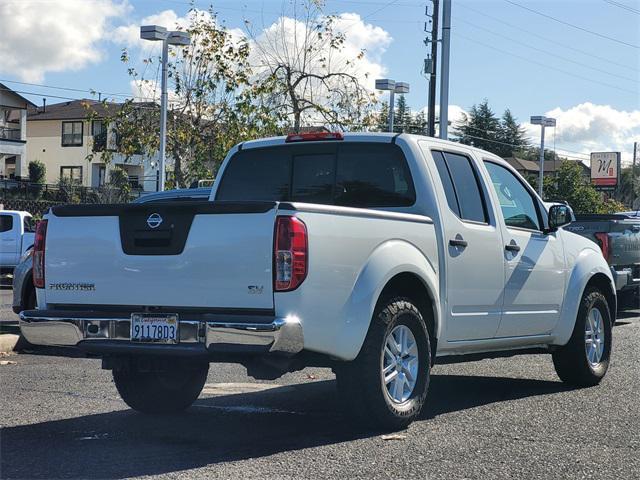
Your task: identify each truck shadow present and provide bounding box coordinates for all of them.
[0,373,569,479]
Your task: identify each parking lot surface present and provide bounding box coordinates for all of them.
[1,286,639,479]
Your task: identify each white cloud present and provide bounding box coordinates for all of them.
[523,103,640,165]
[0,0,128,82]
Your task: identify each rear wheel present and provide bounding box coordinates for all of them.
[552,287,612,386]
[336,297,431,431]
[113,361,209,413]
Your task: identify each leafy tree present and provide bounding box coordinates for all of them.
[376,100,389,132]
[28,160,46,198]
[615,164,640,209]
[394,95,411,133]
[246,0,376,132]
[110,8,281,188]
[528,161,625,213]
[453,99,501,154]
[497,109,528,158]
[409,110,428,135]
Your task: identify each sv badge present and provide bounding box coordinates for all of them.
[247,285,264,295]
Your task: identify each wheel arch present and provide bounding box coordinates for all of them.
[554,248,616,345]
[335,239,440,361]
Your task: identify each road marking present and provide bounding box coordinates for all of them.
[201,382,294,396]
[193,404,304,415]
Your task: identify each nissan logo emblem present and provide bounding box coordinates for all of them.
[146,213,163,229]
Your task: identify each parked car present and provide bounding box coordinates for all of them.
[0,210,34,274]
[20,132,616,429]
[11,187,212,314]
[565,213,640,308]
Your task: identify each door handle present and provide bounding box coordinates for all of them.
[505,243,521,252]
[449,238,468,248]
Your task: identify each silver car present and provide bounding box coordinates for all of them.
[12,187,212,314]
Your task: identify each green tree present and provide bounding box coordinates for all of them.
[409,110,428,135]
[453,99,501,154]
[529,161,625,213]
[112,8,281,188]
[616,164,640,209]
[394,95,411,133]
[28,160,46,198]
[376,100,389,132]
[497,109,528,158]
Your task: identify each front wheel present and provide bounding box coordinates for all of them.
[336,297,431,431]
[113,361,209,413]
[552,287,612,386]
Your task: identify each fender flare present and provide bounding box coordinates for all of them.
[554,247,615,345]
[333,239,440,361]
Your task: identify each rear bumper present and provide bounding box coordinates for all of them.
[611,266,640,291]
[19,310,304,356]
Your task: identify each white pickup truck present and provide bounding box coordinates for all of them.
[1,209,35,273]
[20,132,616,429]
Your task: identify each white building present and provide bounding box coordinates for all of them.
[26,99,161,192]
[0,83,34,180]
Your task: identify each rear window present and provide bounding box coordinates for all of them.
[216,143,415,208]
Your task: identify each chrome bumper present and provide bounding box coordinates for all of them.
[19,311,304,355]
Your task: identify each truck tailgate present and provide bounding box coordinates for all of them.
[43,201,277,309]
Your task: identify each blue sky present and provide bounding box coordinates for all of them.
[1,0,639,162]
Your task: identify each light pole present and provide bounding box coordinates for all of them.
[375,79,410,132]
[140,25,190,191]
[530,115,556,198]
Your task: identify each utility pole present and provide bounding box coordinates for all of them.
[426,0,439,137]
[439,0,451,140]
[633,141,638,210]
[531,116,556,198]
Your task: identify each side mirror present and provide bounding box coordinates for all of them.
[548,204,575,231]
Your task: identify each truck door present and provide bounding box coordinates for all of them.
[483,161,565,337]
[430,150,505,341]
[0,213,18,267]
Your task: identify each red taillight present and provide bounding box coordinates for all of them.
[594,232,610,262]
[274,216,308,291]
[285,132,344,143]
[33,219,48,289]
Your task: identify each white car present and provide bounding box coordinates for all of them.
[0,210,35,273]
[20,132,616,429]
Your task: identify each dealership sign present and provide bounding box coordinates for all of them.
[590,152,620,189]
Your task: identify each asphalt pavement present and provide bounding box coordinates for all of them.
[1,286,639,479]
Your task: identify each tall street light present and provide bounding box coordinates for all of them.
[140,25,190,191]
[375,79,410,132]
[530,115,556,198]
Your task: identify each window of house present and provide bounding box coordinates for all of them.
[0,214,13,233]
[92,120,106,152]
[484,161,541,231]
[215,143,415,208]
[61,121,83,147]
[432,150,488,223]
[60,166,83,184]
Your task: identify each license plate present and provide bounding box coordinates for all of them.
[130,313,179,344]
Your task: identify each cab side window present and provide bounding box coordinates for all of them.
[432,150,488,223]
[484,161,541,231]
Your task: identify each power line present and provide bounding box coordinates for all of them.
[603,0,640,14]
[0,78,151,102]
[460,132,590,161]
[457,3,638,73]
[456,18,638,84]
[454,32,639,96]
[504,0,640,49]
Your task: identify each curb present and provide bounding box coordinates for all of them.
[0,334,19,353]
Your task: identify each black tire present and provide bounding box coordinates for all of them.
[113,362,209,413]
[336,297,431,431]
[552,287,612,387]
[15,285,37,352]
